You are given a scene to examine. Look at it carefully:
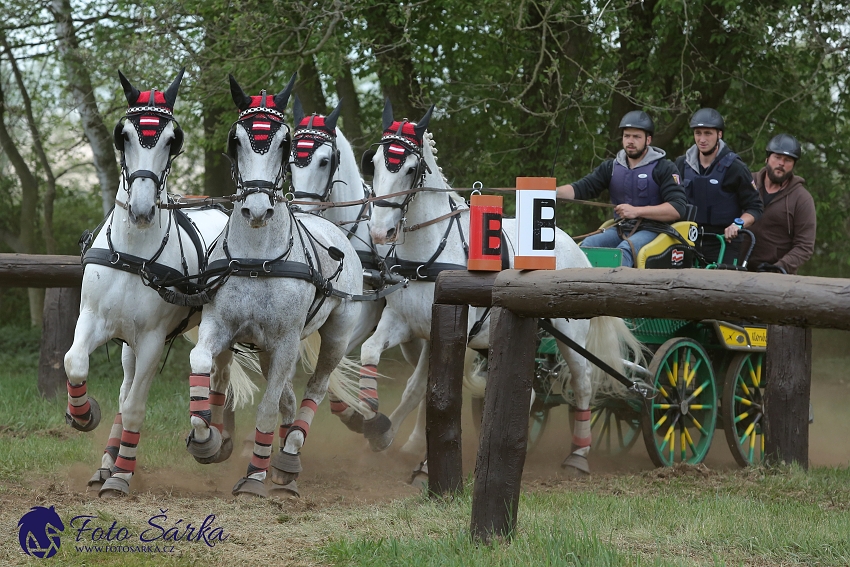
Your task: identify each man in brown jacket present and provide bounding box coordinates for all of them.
[749,134,816,274]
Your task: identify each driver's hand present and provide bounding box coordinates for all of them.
[614,204,640,220]
[724,223,740,241]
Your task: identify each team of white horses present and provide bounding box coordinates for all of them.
[64,69,641,498]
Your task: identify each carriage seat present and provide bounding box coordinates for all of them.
[583,206,698,270]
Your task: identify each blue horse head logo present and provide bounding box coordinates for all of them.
[18,505,65,559]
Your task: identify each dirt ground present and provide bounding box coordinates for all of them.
[2,331,848,565]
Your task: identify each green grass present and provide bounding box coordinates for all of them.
[320,467,850,567]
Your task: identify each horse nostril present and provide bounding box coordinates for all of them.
[386,227,396,240]
[147,206,156,220]
[241,208,251,220]
[264,208,275,220]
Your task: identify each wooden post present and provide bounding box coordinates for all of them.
[426,303,469,497]
[764,325,812,469]
[38,287,81,399]
[470,307,537,543]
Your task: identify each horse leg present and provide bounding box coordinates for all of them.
[193,349,235,464]
[99,333,165,497]
[89,344,136,490]
[233,343,300,498]
[556,318,593,476]
[358,309,414,451]
[63,310,109,433]
[186,319,231,461]
[393,343,431,454]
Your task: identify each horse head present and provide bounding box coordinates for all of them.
[365,98,436,244]
[289,95,343,211]
[227,73,296,228]
[114,68,184,228]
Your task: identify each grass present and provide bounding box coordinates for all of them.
[1,328,850,566]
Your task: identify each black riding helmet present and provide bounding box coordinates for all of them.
[766,133,801,160]
[689,108,724,130]
[618,110,654,136]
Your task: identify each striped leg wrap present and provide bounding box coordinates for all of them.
[66,380,92,426]
[112,429,140,477]
[247,429,274,478]
[288,399,318,441]
[359,364,379,412]
[278,423,291,451]
[104,413,123,462]
[209,390,226,433]
[329,392,355,420]
[189,373,211,426]
[571,408,592,458]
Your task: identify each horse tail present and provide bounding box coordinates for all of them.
[183,328,259,409]
[298,331,373,414]
[585,316,647,400]
[463,348,487,399]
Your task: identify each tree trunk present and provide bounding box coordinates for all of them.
[470,307,537,542]
[764,326,812,469]
[203,102,233,198]
[294,55,327,115]
[335,61,365,157]
[426,303,468,497]
[38,287,81,399]
[51,0,118,214]
[0,77,43,326]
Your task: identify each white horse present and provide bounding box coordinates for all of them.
[64,70,251,497]
[184,75,364,498]
[287,95,427,436]
[359,99,643,475]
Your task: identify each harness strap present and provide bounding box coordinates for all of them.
[83,248,200,292]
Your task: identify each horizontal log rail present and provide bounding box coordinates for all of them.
[0,254,82,288]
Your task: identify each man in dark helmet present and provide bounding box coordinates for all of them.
[675,108,763,265]
[556,110,686,267]
[748,134,816,274]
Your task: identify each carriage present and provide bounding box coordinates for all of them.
[529,219,768,468]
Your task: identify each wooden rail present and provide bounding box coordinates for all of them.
[427,268,850,543]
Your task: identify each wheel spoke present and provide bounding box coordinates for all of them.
[684,378,711,405]
[686,413,708,436]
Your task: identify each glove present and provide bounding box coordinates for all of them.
[757,263,787,274]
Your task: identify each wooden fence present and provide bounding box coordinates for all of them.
[425,268,850,542]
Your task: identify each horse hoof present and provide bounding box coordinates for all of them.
[232,476,267,498]
[269,480,300,499]
[363,413,393,452]
[186,427,222,461]
[87,467,112,490]
[270,451,302,485]
[99,476,129,498]
[409,460,429,489]
[342,413,364,434]
[194,430,233,464]
[561,453,591,477]
[65,396,102,433]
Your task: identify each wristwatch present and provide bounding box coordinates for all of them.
[733,218,745,229]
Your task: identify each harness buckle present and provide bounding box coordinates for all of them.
[416,265,427,279]
[249,271,259,278]
[262,260,272,273]
[109,252,121,265]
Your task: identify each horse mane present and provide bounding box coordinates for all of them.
[422,129,466,208]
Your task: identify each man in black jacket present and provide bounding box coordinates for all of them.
[556,111,686,267]
[675,108,763,265]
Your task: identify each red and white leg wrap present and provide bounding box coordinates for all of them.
[571,408,592,458]
[329,392,355,420]
[104,413,123,464]
[359,364,379,412]
[247,429,274,479]
[189,373,211,426]
[278,423,291,451]
[288,399,318,443]
[112,429,140,481]
[209,390,226,433]
[67,380,92,427]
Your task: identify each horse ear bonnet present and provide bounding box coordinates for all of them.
[115,69,183,155]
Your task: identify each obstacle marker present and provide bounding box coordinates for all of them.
[468,194,504,271]
[514,177,557,270]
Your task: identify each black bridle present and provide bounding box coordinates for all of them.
[289,128,341,202]
[227,110,290,208]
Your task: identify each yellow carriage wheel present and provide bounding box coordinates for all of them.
[722,352,766,467]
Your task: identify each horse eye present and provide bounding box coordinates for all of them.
[319,158,329,167]
[407,166,416,175]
